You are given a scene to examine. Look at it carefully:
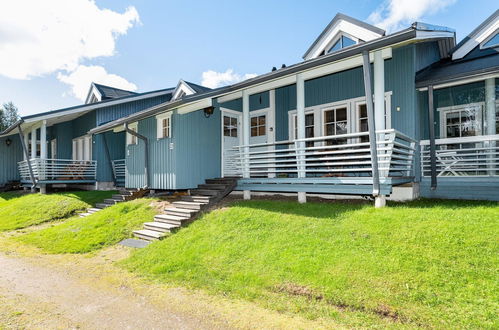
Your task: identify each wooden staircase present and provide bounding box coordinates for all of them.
[79,188,149,217]
[133,178,237,241]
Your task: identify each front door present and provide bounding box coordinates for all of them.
[222,111,242,177]
[249,110,269,177]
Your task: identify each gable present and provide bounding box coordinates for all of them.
[452,10,499,60]
[303,13,385,60]
[171,80,196,101]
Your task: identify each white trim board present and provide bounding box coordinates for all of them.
[452,14,499,60]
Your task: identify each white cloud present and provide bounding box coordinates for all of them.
[0,0,139,83]
[57,65,137,101]
[368,0,456,33]
[201,69,257,89]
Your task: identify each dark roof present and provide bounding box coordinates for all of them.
[93,83,137,100]
[416,53,499,87]
[451,9,499,55]
[303,13,386,59]
[183,81,212,94]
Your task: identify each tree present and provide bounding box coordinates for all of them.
[0,102,20,131]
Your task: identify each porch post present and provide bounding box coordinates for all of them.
[17,125,37,190]
[242,89,251,200]
[23,132,29,161]
[30,127,37,159]
[39,121,47,194]
[296,73,306,203]
[362,51,383,207]
[427,85,437,189]
[268,89,276,179]
[374,50,386,132]
[485,78,496,176]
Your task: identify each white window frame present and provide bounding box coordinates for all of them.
[325,31,359,54]
[127,122,138,145]
[438,102,484,138]
[480,28,499,50]
[156,113,172,139]
[72,135,92,161]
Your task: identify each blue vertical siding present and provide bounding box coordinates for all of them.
[250,91,269,110]
[0,135,23,185]
[219,98,242,112]
[72,111,96,138]
[51,121,73,159]
[415,41,441,72]
[96,95,171,125]
[275,84,296,142]
[95,131,126,182]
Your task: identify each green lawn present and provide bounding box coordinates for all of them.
[121,199,499,328]
[17,198,157,253]
[0,191,115,231]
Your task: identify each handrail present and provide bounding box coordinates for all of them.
[420,134,499,145]
[18,158,98,182]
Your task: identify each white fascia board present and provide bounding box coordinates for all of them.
[217,91,243,103]
[452,17,499,60]
[172,80,196,100]
[415,30,455,40]
[84,84,102,104]
[177,98,213,114]
[305,20,383,60]
[418,72,499,91]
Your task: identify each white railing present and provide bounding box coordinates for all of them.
[225,129,417,179]
[421,134,499,177]
[112,159,126,183]
[18,158,97,182]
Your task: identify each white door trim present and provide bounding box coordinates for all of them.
[221,108,243,178]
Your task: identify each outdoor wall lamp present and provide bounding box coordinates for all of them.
[203,106,215,118]
[5,138,12,147]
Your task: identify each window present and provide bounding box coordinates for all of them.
[72,136,92,161]
[328,35,356,53]
[293,113,315,147]
[323,107,348,144]
[482,32,499,49]
[441,105,482,138]
[223,116,238,137]
[250,115,266,137]
[157,113,172,139]
[127,123,138,145]
[358,104,369,142]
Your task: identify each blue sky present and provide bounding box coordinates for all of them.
[0,0,497,116]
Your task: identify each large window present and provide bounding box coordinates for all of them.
[440,104,482,138]
[72,136,92,161]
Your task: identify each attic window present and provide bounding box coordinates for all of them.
[177,90,186,99]
[328,35,356,53]
[482,32,499,49]
[89,94,99,104]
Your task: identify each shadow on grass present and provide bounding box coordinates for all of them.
[0,191,26,202]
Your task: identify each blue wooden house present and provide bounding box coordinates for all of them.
[90,12,499,204]
[0,83,180,192]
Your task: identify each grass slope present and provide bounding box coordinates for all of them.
[18,198,157,254]
[122,199,499,328]
[0,191,114,231]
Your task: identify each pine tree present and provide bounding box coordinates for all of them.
[0,102,19,131]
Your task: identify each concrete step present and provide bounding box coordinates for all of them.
[95,203,110,209]
[165,207,198,217]
[133,229,165,241]
[144,222,179,233]
[198,184,227,190]
[154,214,189,226]
[79,213,92,217]
[104,199,121,205]
[112,194,127,201]
[181,195,210,203]
[190,189,219,196]
[172,201,204,210]
[119,191,133,196]
[88,208,101,213]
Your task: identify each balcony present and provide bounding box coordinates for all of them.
[18,158,97,185]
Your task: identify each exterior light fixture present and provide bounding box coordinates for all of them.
[5,138,12,147]
[203,106,215,118]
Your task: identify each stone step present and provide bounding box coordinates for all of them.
[154,214,189,226]
[88,208,101,213]
[112,194,127,200]
[104,199,120,205]
[165,207,198,217]
[95,203,110,209]
[181,195,210,203]
[119,191,133,196]
[144,222,179,233]
[172,201,204,210]
[133,229,165,241]
[198,184,227,190]
[79,213,92,217]
[190,189,219,197]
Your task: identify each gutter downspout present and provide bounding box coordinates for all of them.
[124,123,149,189]
[427,85,437,189]
[361,50,381,197]
[17,123,37,190]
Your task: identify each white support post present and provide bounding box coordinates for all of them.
[296,73,306,204]
[485,78,496,176]
[268,89,276,179]
[242,90,251,200]
[39,121,47,194]
[23,132,29,161]
[374,50,386,203]
[30,128,37,159]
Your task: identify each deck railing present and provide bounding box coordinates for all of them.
[225,129,417,179]
[111,159,126,184]
[18,158,97,182]
[420,134,499,177]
